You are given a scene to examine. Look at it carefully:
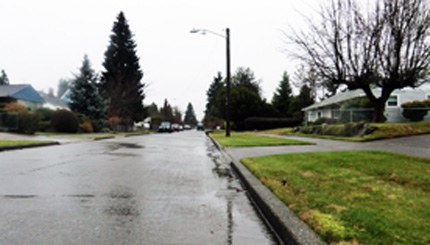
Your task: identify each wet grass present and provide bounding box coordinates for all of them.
[260,121,430,141]
[210,131,314,147]
[0,140,54,147]
[241,151,430,244]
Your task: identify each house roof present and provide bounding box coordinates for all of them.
[0,84,45,104]
[304,84,430,111]
[39,91,69,110]
[303,89,368,111]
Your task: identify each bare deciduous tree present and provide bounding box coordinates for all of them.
[287,0,430,122]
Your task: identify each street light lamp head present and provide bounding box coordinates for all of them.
[190,28,207,35]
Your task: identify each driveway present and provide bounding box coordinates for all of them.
[225,134,430,160]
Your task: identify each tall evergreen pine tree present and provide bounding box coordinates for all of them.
[184,102,198,126]
[204,72,224,120]
[100,11,145,125]
[272,72,293,117]
[0,70,10,85]
[69,55,106,123]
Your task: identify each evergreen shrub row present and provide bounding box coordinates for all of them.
[244,117,301,131]
[297,121,375,137]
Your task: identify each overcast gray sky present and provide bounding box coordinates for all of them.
[0,0,320,120]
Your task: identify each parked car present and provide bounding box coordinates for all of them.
[158,121,173,133]
[184,124,192,130]
[171,123,180,132]
[196,122,204,131]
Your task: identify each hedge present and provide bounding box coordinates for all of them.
[244,117,301,131]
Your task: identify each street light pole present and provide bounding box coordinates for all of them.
[225,28,231,137]
[190,28,231,137]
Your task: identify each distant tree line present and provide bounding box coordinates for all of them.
[145,100,198,130]
[203,67,314,131]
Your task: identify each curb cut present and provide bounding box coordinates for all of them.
[0,142,60,152]
[207,134,325,245]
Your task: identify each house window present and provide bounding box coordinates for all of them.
[387,95,398,107]
[317,111,322,118]
[427,94,430,100]
[333,110,340,119]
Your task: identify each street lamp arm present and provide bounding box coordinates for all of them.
[190,27,231,137]
[190,28,226,38]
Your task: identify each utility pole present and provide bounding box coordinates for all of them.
[226,28,231,137]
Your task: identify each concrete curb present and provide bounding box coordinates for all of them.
[0,142,60,152]
[93,136,115,141]
[207,134,325,245]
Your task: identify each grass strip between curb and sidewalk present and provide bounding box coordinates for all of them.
[210,132,314,147]
[241,151,430,244]
[0,140,59,151]
[0,140,55,147]
[207,133,324,245]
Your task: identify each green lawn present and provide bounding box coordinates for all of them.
[242,151,430,244]
[0,140,54,147]
[210,132,313,147]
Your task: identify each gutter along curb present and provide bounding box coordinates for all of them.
[0,142,60,152]
[207,133,324,245]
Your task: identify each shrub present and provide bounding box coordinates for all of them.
[34,108,54,121]
[74,112,90,124]
[51,110,79,133]
[4,103,28,114]
[298,121,371,137]
[344,121,366,137]
[244,117,301,131]
[17,113,39,134]
[109,116,121,132]
[401,100,429,122]
[312,117,338,125]
[3,103,39,134]
[81,121,94,133]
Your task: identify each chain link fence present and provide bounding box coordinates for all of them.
[307,107,430,125]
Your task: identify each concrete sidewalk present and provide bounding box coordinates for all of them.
[226,133,430,160]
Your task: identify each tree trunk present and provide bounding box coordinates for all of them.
[372,101,387,123]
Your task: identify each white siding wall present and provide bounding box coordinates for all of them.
[385,88,430,122]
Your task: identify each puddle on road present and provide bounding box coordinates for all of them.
[67,194,95,198]
[102,142,144,158]
[3,194,37,199]
[105,142,144,151]
[105,188,140,220]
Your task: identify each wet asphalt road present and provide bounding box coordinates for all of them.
[0,131,277,244]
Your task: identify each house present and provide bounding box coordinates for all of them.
[39,89,69,110]
[0,84,45,111]
[60,88,71,104]
[303,85,430,123]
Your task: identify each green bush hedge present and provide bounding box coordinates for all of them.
[312,117,338,125]
[297,121,373,137]
[401,100,430,122]
[244,117,301,131]
[51,110,79,133]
